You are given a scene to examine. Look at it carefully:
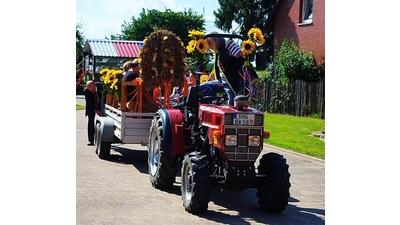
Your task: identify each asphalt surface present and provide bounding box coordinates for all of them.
[76,98,325,225]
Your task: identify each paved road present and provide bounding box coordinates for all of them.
[76,99,325,225]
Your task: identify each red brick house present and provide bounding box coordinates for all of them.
[266,0,325,64]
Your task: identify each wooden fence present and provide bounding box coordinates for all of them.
[249,79,325,119]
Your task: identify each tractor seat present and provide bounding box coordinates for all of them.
[185,86,197,108]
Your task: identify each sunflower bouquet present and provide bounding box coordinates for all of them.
[99,68,123,100]
[186,30,209,72]
[241,28,265,68]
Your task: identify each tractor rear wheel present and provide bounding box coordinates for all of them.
[181,153,211,214]
[148,114,177,189]
[256,152,291,213]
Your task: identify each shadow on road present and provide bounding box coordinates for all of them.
[196,190,325,225]
[105,145,149,174]
[102,145,324,224]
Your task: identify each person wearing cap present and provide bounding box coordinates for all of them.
[205,31,247,105]
[123,59,161,112]
[122,59,140,101]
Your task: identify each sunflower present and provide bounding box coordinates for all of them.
[101,74,109,83]
[200,74,209,84]
[196,39,209,54]
[186,40,197,53]
[241,40,256,55]
[110,78,119,89]
[255,33,265,45]
[248,28,262,39]
[188,30,205,38]
[99,68,123,100]
[100,68,109,75]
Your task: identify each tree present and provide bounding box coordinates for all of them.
[121,8,205,46]
[76,22,85,65]
[213,0,276,63]
[214,0,275,34]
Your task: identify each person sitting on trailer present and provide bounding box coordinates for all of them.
[123,59,161,112]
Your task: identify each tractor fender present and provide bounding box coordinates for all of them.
[168,109,186,157]
[95,116,115,142]
[156,109,186,157]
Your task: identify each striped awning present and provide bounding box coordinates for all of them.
[83,39,144,58]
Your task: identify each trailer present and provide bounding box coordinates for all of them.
[94,81,163,159]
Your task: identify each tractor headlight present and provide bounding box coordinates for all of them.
[248,135,261,146]
[225,135,237,146]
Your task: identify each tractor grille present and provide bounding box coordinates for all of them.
[224,127,262,161]
[224,113,264,126]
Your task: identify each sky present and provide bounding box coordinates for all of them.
[76,0,232,39]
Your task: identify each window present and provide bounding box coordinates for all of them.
[302,0,313,23]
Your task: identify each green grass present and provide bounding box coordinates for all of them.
[264,113,325,159]
[76,104,85,110]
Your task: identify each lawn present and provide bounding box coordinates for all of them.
[75,102,324,159]
[264,113,325,159]
[76,104,85,110]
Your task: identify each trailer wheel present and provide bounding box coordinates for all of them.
[181,153,211,214]
[256,152,291,213]
[95,122,111,160]
[148,114,177,189]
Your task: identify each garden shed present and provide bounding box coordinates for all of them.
[82,39,144,81]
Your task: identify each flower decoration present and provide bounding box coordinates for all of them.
[241,27,265,68]
[188,30,205,38]
[100,68,124,100]
[139,29,186,88]
[186,40,197,53]
[132,77,143,86]
[199,74,209,84]
[241,40,256,55]
[186,30,209,73]
[248,28,265,45]
[196,39,209,54]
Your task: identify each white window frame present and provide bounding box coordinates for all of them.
[302,0,313,24]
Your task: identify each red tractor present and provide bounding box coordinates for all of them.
[147,33,291,214]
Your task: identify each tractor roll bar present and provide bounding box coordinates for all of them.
[203,33,245,40]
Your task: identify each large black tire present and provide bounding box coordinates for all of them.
[148,114,177,189]
[181,153,211,214]
[94,122,111,160]
[256,152,291,213]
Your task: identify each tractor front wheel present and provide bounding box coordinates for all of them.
[181,153,211,214]
[256,152,291,213]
